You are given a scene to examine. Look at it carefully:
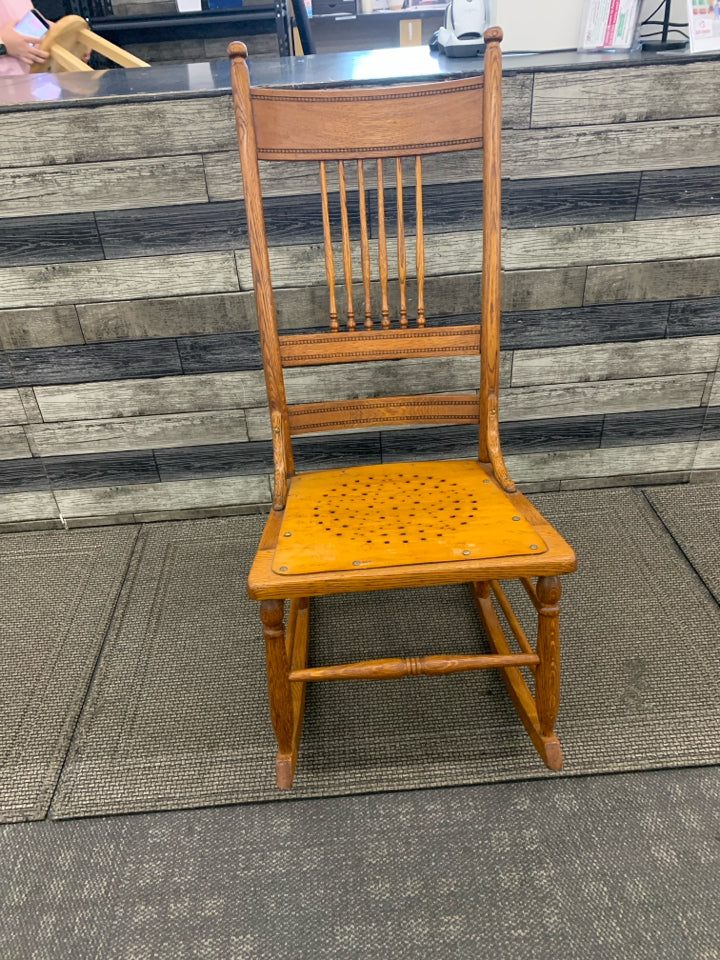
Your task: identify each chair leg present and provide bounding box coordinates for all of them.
[472,579,563,770]
[535,575,563,770]
[260,597,310,788]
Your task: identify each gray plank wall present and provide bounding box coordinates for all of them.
[1,58,720,530]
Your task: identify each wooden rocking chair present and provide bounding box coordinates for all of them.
[229,28,577,788]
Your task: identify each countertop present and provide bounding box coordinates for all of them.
[1,40,719,112]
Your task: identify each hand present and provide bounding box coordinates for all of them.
[1,23,50,65]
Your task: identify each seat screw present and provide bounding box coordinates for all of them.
[352,560,362,566]
[512,515,520,521]
[279,565,288,571]
[529,544,538,550]
[283,531,292,537]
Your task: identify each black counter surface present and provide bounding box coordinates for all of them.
[1,41,719,112]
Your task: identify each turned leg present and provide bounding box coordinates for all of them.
[260,599,294,783]
[535,575,563,769]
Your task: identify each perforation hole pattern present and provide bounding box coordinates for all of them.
[272,461,547,576]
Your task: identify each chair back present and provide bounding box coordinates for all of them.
[229,30,511,508]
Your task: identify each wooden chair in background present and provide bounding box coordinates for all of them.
[30,15,149,72]
[229,29,577,788]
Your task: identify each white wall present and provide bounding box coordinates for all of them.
[496,0,688,53]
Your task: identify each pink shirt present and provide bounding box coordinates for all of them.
[0,0,34,76]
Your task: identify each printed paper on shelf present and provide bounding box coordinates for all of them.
[579,0,641,50]
[687,0,720,51]
[604,0,621,46]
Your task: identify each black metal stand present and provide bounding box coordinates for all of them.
[640,0,688,51]
[291,0,316,54]
[274,0,293,56]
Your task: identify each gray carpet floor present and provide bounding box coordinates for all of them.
[3,486,720,822]
[38,487,720,818]
[646,483,720,603]
[2,766,719,960]
[0,526,138,822]
[2,482,720,958]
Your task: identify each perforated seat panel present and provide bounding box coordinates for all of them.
[272,460,547,575]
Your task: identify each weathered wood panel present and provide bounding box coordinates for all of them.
[0,389,28,426]
[177,333,263,373]
[0,354,13,389]
[502,172,640,229]
[0,213,103,267]
[667,298,720,338]
[501,302,669,350]
[0,456,47,490]
[44,451,161,489]
[701,406,720,438]
[7,340,183,387]
[512,336,720,387]
[501,374,709,423]
[0,157,208,219]
[381,415,603,462]
[26,410,249,457]
[500,267,587,312]
[602,407,706,447]
[0,253,239,309]
[17,387,42,424]
[685,440,720,470]
[236,213,709,288]
[0,305,84,349]
[560,470,692,491]
[155,440,273,481]
[506,442,698,483]
[77,292,259,342]
[34,371,267,422]
[94,193,343,259]
[153,432,382,480]
[85,172,641,263]
[531,62,720,128]
[636,166,720,221]
[0,426,32,460]
[503,216,720,271]
[0,98,236,169]
[0,490,60,523]
[503,117,720,180]
[75,266,587,344]
[53,475,271,519]
[585,257,720,305]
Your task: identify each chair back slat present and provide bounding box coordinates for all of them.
[357,160,374,329]
[245,78,485,160]
[337,161,356,331]
[319,161,339,332]
[287,393,479,434]
[395,157,408,328]
[377,158,390,328]
[415,156,426,327]
[279,324,482,366]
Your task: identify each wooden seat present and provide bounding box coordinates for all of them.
[30,15,149,73]
[229,28,577,788]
